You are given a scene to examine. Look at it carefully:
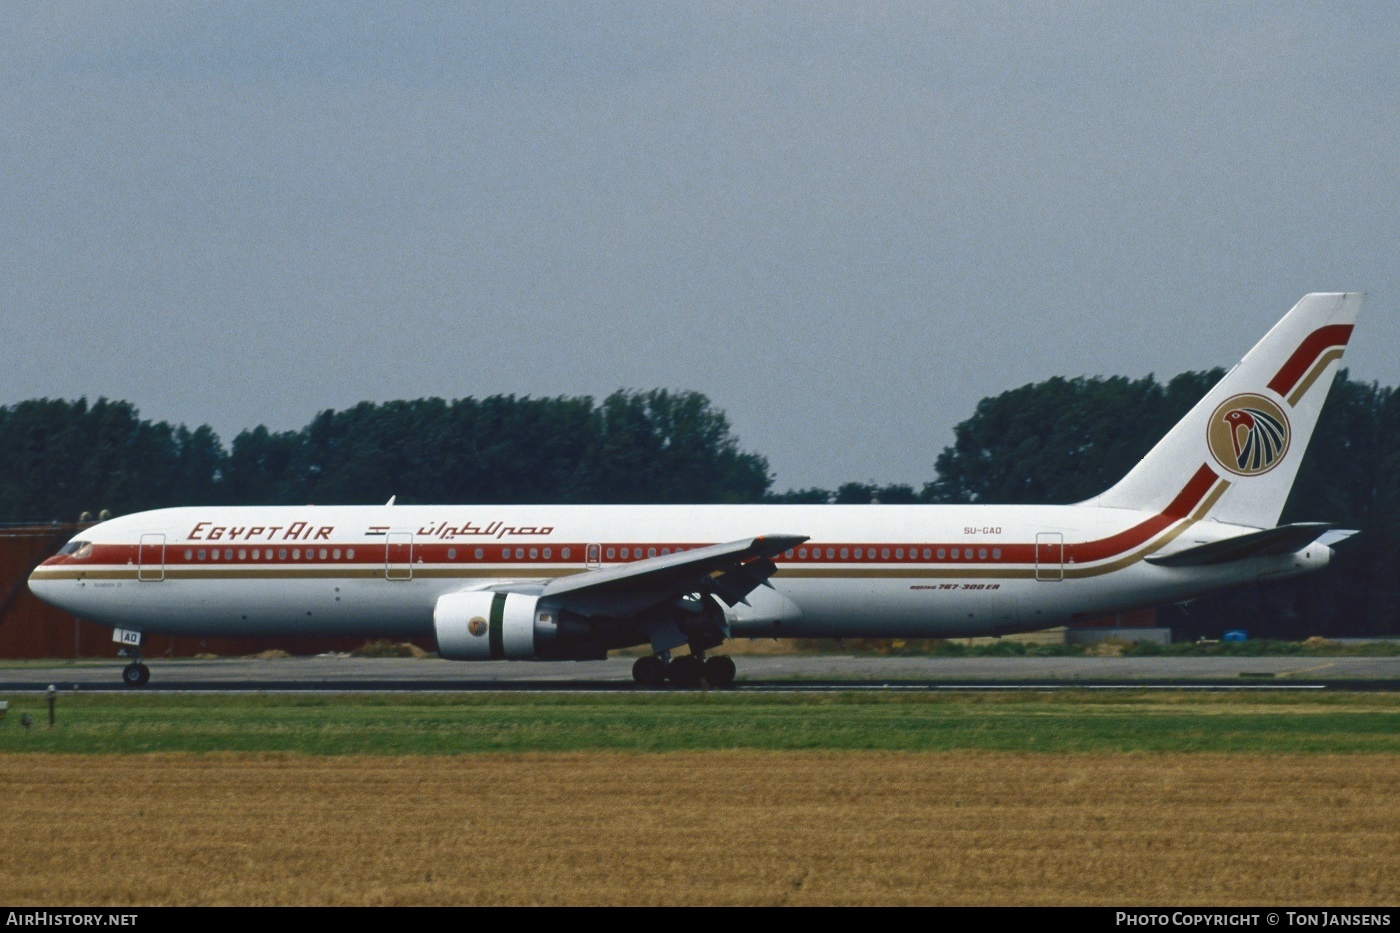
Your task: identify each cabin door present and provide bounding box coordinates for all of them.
[385,533,414,581]
[1035,532,1063,582]
[138,534,166,582]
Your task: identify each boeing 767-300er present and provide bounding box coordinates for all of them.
[30,293,1363,687]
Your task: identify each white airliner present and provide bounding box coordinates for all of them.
[29,293,1362,688]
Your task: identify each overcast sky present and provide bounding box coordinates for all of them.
[3,2,1396,492]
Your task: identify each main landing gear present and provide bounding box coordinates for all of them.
[631,652,737,689]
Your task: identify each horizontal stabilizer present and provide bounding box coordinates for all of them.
[1314,528,1360,549]
[1145,523,1340,567]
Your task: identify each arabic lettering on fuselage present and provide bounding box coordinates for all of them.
[414,521,555,540]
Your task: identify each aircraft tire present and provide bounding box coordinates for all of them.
[122,663,150,688]
[668,654,705,688]
[632,655,668,687]
[702,655,736,688]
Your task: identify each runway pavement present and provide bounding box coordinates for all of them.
[2,653,1398,692]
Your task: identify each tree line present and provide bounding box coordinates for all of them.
[911,369,1400,640]
[0,390,770,519]
[2,373,1396,638]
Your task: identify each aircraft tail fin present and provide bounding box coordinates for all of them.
[1087,293,1363,528]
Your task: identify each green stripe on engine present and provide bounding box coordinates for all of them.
[488,593,506,660]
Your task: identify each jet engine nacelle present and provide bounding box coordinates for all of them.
[434,591,548,660]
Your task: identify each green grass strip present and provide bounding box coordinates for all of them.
[1,691,1399,756]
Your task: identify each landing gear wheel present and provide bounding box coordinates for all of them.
[632,655,668,687]
[668,654,705,688]
[122,662,150,688]
[703,655,737,688]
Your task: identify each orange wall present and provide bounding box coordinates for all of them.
[0,527,426,659]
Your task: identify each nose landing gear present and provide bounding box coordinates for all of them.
[115,629,150,687]
[121,661,150,688]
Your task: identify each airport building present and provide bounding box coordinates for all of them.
[0,522,391,659]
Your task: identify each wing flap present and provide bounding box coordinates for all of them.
[539,534,807,616]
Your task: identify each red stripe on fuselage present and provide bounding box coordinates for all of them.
[1065,463,1218,564]
[1267,324,1353,397]
[41,467,1222,573]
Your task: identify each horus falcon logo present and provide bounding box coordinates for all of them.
[467,617,489,637]
[1207,393,1291,476]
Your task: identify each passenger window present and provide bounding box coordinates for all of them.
[543,548,551,559]
[661,548,670,556]
[238,549,247,560]
[923,548,932,559]
[979,548,987,559]
[606,548,615,559]
[936,548,945,559]
[279,549,287,560]
[293,549,301,559]
[951,549,960,559]
[515,548,524,559]
[184,549,193,560]
[882,548,890,559]
[529,548,538,559]
[895,548,904,559]
[854,548,862,559]
[839,548,849,559]
[798,548,807,558]
[225,549,234,560]
[475,548,484,559]
[198,549,207,560]
[826,548,835,559]
[561,548,570,560]
[347,549,355,559]
[992,548,1001,559]
[446,548,455,560]
[621,548,629,559]
[648,548,657,558]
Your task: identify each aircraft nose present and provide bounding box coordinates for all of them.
[28,556,75,610]
[28,563,56,599]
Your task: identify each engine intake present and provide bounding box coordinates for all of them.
[434,591,544,660]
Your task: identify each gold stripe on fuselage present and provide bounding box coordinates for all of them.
[28,482,1231,586]
[1060,479,1228,579]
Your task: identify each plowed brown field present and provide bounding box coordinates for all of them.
[4,752,1396,905]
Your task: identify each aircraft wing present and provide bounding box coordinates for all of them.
[1144,523,1350,567]
[527,534,808,617]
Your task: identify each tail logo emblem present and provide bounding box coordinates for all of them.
[1207,394,1291,476]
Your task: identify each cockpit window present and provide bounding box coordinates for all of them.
[60,540,93,559]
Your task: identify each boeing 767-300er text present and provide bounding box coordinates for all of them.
[30,293,1362,687]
